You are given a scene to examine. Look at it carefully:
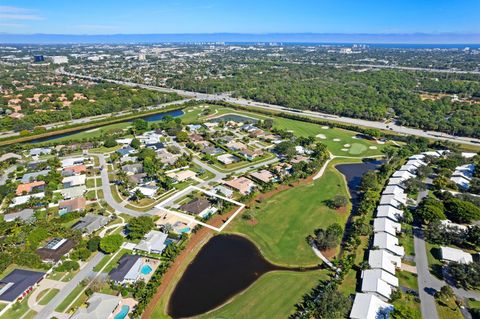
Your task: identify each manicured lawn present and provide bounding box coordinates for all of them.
[399,224,416,265]
[55,284,85,312]
[86,178,95,188]
[392,293,421,319]
[2,297,37,319]
[227,162,352,267]
[93,249,129,273]
[37,288,60,305]
[426,242,444,279]
[398,271,419,291]
[196,270,329,319]
[437,300,463,319]
[49,122,131,143]
[272,116,385,157]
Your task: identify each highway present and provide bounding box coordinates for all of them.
[59,69,480,147]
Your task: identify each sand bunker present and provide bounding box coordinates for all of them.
[343,144,351,147]
[321,126,329,129]
[369,146,378,149]
[333,138,341,142]
[341,148,349,151]
[316,134,327,139]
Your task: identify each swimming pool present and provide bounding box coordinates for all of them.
[179,227,191,233]
[114,305,130,319]
[141,264,153,275]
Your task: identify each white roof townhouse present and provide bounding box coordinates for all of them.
[450,176,471,190]
[350,293,393,319]
[409,154,426,161]
[368,249,401,275]
[382,185,404,196]
[373,232,405,257]
[376,205,404,222]
[9,192,45,207]
[362,269,399,287]
[405,159,427,168]
[398,163,418,174]
[391,170,415,182]
[361,274,392,300]
[374,218,401,236]
[379,194,406,209]
[134,230,168,254]
[440,219,468,231]
[387,178,406,188]
[440,246,473,264]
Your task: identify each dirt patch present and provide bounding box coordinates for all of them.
[248,218,258,225]
[320,247,337,259]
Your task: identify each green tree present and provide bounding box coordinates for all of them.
[176,131,189,142]
[127,216,155,240]
[104,137,118,148]
[130,138,141,149]
[99,234,124,253]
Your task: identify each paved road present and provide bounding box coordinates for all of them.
[413,226,440,319]
[34,252,105,319]
[60,69,480,147]
[0,165,16,186]
[95,153,146,217]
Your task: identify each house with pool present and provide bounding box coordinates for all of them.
[108,254,159,285]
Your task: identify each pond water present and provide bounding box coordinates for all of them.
[209,113,259,123]
[335,159,384,209]
[168,234,318,318]
[26,109,184,144]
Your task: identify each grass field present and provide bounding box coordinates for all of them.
[398,271,419,291]
[197,270,329,319]
[181,105,387,157]
[55,284,85,312]
[37,288,60,306]
[226,160,352,267]
[2,297,37,319]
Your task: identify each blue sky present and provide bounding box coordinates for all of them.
[0,0,479,35]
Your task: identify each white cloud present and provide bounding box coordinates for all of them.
[0,6,43,20]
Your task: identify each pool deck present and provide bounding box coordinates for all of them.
[112,297,137,319]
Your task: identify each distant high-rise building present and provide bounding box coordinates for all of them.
[33,55,44,62]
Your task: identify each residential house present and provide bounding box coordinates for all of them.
[130,185,158,198]
[167,170,196,183]
[188,133,204,143]
[156,149,179,165]
[373,218,401,236]
[58,186,86,199]
[0,269,46,302]
[62,165,87,176]
[360,275,392,300]
[224,177,256,195]
[20,170,50,183]
[29,147,52,157]
[146,142,165,151]
[9,193,45,208]
[350,293,393,319]
[368,249,401,275]
[373,232,405,257]
[108,254,143,284]
[61,157,85,168]
[376,205,404,222]
[3,209,35,223]
[225,141,247,152]
[440,246,473,264]
[0,153,22,162]
[272,162,293,177]
[362,269,399,287]
[16,181,45,195]
[382,185,404,197]
[391,170,415,182]
[202,146,224,156]
[72,214,109,235]
[239,148,263,160]
[122,164,144,175]
[70,293,121,319]
[217,154,240,165]
[134,230,168,254]
[250,170,276,184]
[379,194,405,209]
[58,197,86,216]
[117,146,136,158]
[212,185,234,198]
[36,238,76,263]
[62,175,86,188]
[179,198,213,217]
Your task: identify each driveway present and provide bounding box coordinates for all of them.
[34,252,105,319]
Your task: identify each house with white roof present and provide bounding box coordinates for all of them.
[361,274,392,300]
[134,230,168,254]
[376,205,403,222]
[374,218,401,236]
[130,185,158,198]
[9,193,45,208]
[362,269,399,287]
[387,178,406,188]
[405,159,427,168]
[70,293,121,319]
[61,157,85,168]
[379,194,406,209]
[373,232,405,257]
[368,249,401,275]
[440,246,473,264]
[350,293,393,319]
[62,175,86,188]
[450,176,471,190]
[398,163,418,174]
[409,154,426,161]
[440,220,468,231]
[391,170,415,182]
[382,185,404,196]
